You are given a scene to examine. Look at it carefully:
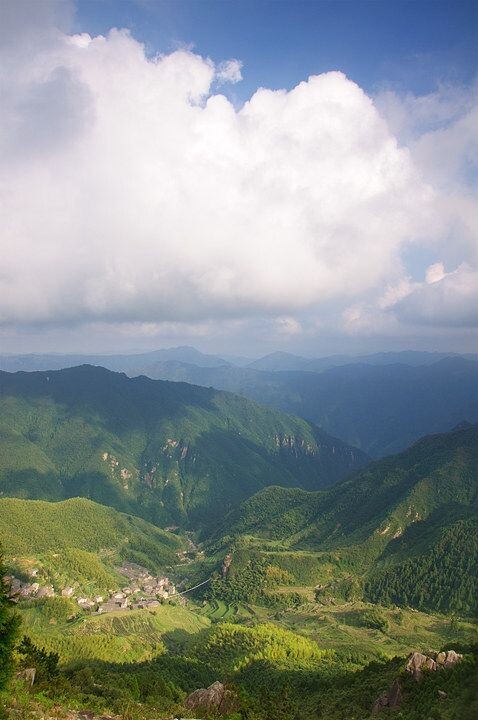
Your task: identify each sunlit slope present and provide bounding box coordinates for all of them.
[0,365,367,528]
[0,496,183,591]
[216,424,478,614]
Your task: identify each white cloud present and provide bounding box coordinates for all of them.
[0,1,476,346]
[395,263,478,328]
[215,59,243,85]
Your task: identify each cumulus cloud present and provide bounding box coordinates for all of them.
[0,0,476,344]
[215,59,243,85]
[395,263,478,328]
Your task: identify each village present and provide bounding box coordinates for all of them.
[6,561,185,615]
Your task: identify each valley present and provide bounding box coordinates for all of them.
[0,363,477,720]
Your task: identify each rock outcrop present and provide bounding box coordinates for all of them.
[372,679,402,713]
[15,667,36,686]
[373,649,463,711]
[184,681,238,715]
[406,650,462,681]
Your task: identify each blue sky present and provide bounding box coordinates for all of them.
[0,0,477,355]
[75,0,477,100]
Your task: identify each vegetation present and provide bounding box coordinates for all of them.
[120,354,478,456]
[0,365,366,529]
[0,497,183,593]
[0,368,477,718]
[210,424,478,616]
[0,550,20,690]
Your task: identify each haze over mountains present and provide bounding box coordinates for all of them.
[3,347,476,457]
[1,356,477,719]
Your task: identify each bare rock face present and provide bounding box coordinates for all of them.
[184,681,239,715]
[406,650,462,681]
[444,650,462,668]
[372,680,402,713]
[436,651,447,665]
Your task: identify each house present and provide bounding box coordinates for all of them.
[36,586,55,598]
[146,600,160,608]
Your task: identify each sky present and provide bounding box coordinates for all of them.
[0,0,477,357]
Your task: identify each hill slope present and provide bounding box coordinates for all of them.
[0,496,183,592]
[214,424,478,615]
[135,357,478,456]
[0,365,366,528]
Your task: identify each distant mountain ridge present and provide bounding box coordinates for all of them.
[121,356,478,457]
[2,349,477,457]
[2,347,476,375]
[0,365,367,529]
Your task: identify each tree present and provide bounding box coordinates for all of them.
[17,636,59,681]
[0,549,20,690]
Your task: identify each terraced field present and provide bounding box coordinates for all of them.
[196,599,256,622]
[19,598,211,664]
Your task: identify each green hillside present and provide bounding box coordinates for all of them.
[0,497,183,592]
[134,356,478,456]
[210,424,478,615]
[0,365,367,528]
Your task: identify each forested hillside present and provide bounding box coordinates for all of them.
[113,356,478,456]
[2,352,476,457]
[0,366,366,528]
[211,424,478,615]
[0,497,183,592]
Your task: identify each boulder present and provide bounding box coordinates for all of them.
[388,680,402,707]
[406,652,428,673]
[372,680,401,712]
[438,690,448,699]
[444,650,462,668]
[15,667,36,686]
[184,681,238,715]
[406,650,462,681]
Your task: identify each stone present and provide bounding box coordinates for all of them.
[438,690,448,699]
[15,667,36,686]
[436,652,447,665]
[444,650,462,668]
[372,680,401,712]
[387,680,402,707]
[406,651,428,673]
[184,681,239,715]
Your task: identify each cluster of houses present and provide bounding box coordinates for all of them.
[6,568,56,601]
[6,562,180,615]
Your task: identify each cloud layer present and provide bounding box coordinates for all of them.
[0,1,476,346]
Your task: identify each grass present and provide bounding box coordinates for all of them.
[260,600,478,658]
[18,600,211,664]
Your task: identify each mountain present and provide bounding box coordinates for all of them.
[304,350,478,371]
[0,365,367,529]
[0,346,230,374]
[247,351,312,372]
[129,357,478,456]
[214,424,478,615]
[0,496,183,592]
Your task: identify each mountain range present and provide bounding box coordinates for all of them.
[0,365,366,529]
[2,349,477,457]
